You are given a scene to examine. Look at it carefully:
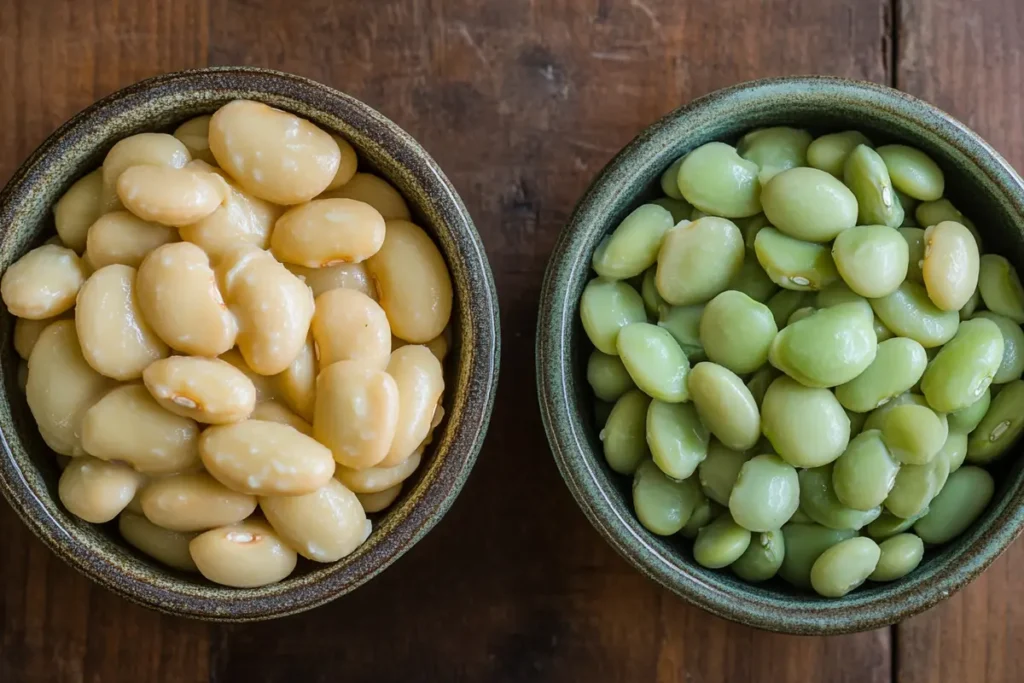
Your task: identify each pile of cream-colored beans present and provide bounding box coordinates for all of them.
[1,100,453,588]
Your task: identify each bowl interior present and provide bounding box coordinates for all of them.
[0,68,498,620]
[539,77,1024,634]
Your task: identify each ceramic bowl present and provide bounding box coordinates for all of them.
[536,76,1024,634]
[0,67,500,621]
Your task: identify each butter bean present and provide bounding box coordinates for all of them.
[761,167,858,242]
[14,313,70,360]
[601,390,651,475]
[974,311,1024,384]
[58,456,145,523]
[217,245,314,375]
[381,345,444,467]
[209,100,340,205]
[319,172,411,220]
[633,459,703,536]
[118,513,199,572]
[271,198,386,268]
[311,288,391,370]
[178,179,284,259]
[324,135,359,190]
[762,376,850,468]
[102,133,191,210]
[85,211,178,269]
[807,131,873,177]
[677,142,762,218]
[870,280,960,348]
[366,219,452,343]
[979,254,1024,323]
[754,227,839,291]
[923,221,980,311]
[189,518,297,587]
[357,484,403,513]
[200,419,335,495]
[260,478,370,562]
[314,360,400,469]
[592,204,674,279]
[140,472,257,532]
[967,379,1024,464]
[137,243,238,356]
[285,262,376,300]
[82,384,200,474]
[26,321,114,456]
[914,466,994,544]
[334,449,422,493]
[173,116,216,164]
[250,401,312,435]
[219,349,278,403]
[656,217,744,305]
[54,169,104,252]
[832,225,908,298]
[117,165,228,227]
[921,318,1003,412]
[2,244,86,319]
[646,400,708,480]
[273,335,316,421]
[769,301,877,388]
[76,264,169,380]
[143,356,256,424]
[617,323,691,402]
[688,362,760,452]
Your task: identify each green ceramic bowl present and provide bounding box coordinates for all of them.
[537,76,1024,634]
[0,67,499,620]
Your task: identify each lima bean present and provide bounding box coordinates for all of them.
[831,225,909,298]
[966,379,1024,464]
[922,221,980,311]
[843,145,904,228]
[761,167,858,242]
[979,254,1024,324]
[870,280,960,348]
[737,127,812,184]
[974,312,1024,384]
[676,142,762,218]
[698,440,751,505]
[632,459,701,535]
[768,301,877,388]
[688,362,760,451]
[761,376,850,468]
[581,278,647,354]
[731,529,785,582]
[754,227,839,291]
[699,290,777,374]
[778,523,857,589]
[832,430,900,511]
[617,323,690,402]
[835,337,927,412]
[646,400,708,480]
[657,304,705,361]
[693,513,752,568]
[806,131,873,177]
[592,204,674,279]
[729,454,799,532]
[869,533,924,581]
[602,390,651,475]
[810,537,880,597]
[800,464,882,530]
[920,318,1003,412]
[876,145,944,201]
[655,217,744,305]
[913,466,994,544]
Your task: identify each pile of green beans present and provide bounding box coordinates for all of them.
[582,127,1021,598]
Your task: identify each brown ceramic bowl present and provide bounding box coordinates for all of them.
[0,67,500,620]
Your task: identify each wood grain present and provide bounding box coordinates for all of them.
[895,1,1024,681]
[0,1,899,681]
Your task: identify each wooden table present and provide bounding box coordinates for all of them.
[1,0,1021,681]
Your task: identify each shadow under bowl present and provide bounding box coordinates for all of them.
[0,67,500,621]
[537,76,1024,634]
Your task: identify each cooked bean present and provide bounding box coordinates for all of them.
[680,493,721,538]
[320,173,411,220]
[866,508,930,540]
[656,217,744,305]
[881,404,948,465]
[869,533,924,581]
[54,169,104,252]
[217,244,315,375]
[745,366,780,407]
[920,318,1002,412]
[676,142,761,217]
[357,483,403,513]
[651,196,692,224]
[862,392,933,432]
[582,278,648,354]
[271,198,386,268]
[948,388,991,434]
[731,529,785,582]
[285,262,376,300]
[729,454,799,532]
[2,244,86,319]
[140,472,257,532]
[688,362,760,451]
[249,401,312,435]
[631,459,702,535]
[85,211,178,269]
[314,360,400,469]
[601,390,651,475]
[260,478,370,563]
[917,198,983,247]
[178,178,284,259]
[101,133,191,209]
[117,165,228,226]
[832,430,900,511]
[810,537,880,597]
[843,145,904,227]
[979,254,1024,323]
[806,131,873,177]
[884,454,950,519]
[656,304,705,361]
[914,466,994,544]
[58,456,145,523]
[76,264,169,380]
[324,135,359,191]
[766,289,815,328]
[14,313,69,360]
[587,351,635,402]
[769,301,877,388]
[870,280,960,348]
[82,384,200,474]
[201,419,335,495]
[189,518,297,588]
[143,356,256,424]
[379,345,445,467]
[698,440,751,505]
[219,348,278,403]
[334,449,422,494]
[876,144,944,201]
[762,376,850,467]
[646,400,708,480]
[974,312,1024,384]
[966,379,1024,464]
[899,226,926,283]
[119,512,199,572]
[616,322,690,402]
[592,204,674,279]
[761,167,858,242]
[311,288,391,370]
[754,227,839,291]
[778,523,856,589]
[727,252,779,303]
[660,158,685,199]
[835,337,927,413]
[273,335,316,421]
[800,464,881,530]
[209,100,340,205]
[699,290,777,374]
[921,221,980,311]
[693,513,752,568]
[26,321,114,456]
[137,243,238,357]
[365,219,452,343]
[832,225,908,297]
[737,127,812,184]
[173,115,216,164]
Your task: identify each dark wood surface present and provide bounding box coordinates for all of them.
[0,0,1019,681]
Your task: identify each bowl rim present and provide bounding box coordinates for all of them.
[536,75,1024,634]
[0,66,500,620]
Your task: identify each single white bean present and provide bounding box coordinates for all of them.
[58,456,145,523]
[260,478,370,562]
[313,360,400,470]
[2,244,87,319]
[142,356,256,424]
[189,518,297,587]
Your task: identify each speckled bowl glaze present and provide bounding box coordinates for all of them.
[537,76,1024,635]
[0,67,499,621]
